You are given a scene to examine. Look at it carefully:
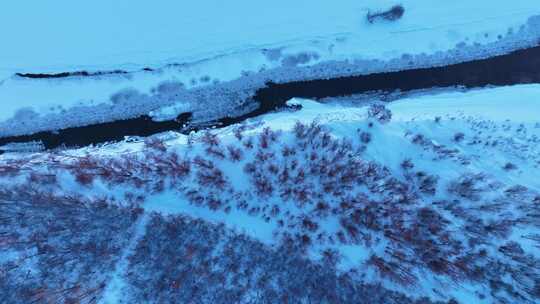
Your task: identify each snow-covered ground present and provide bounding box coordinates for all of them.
[2,84,539,303]
[1,1,540,137]
[2,2,540,303]
[2,0,538,74]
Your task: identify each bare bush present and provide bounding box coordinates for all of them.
[415,171,439,195]
[367,104,392,124]
[367,5,405,24]
[447,174,485,201]
[503,162,517,171]
[400,159,414,170]
[453,132,465,142]
[144,137,167,152]
[359,131,372,144]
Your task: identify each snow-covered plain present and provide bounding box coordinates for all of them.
[1,84,539,303]
[2,2,540,303]
[1,1,540,136]
[2,0,538,74]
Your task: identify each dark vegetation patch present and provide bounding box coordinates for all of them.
[367,5,405,24]
[124,214,446,304]
[2,118,539,303]
[0,186,140,304]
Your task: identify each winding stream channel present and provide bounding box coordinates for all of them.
[1,45,540,153]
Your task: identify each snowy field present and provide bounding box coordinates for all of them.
[2,0,539,73]
[1,1,540,136]
[1,2,540,304]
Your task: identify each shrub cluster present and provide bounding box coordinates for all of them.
[123,214,446,304]
[367,5,405,24]
[0,186,139,304]
[1,118,539,303]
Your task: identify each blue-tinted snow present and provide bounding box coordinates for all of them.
[1,2,540,136]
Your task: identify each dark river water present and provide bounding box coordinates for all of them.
[1,45,540,153]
